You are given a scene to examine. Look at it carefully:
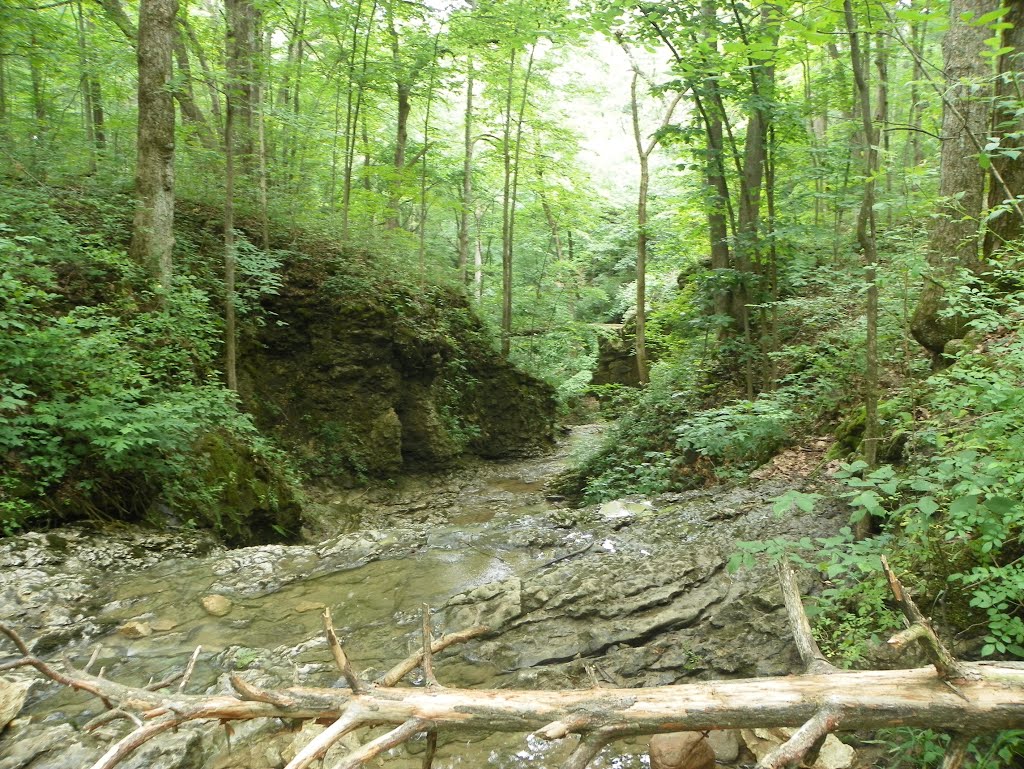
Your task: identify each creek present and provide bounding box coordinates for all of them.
[0,427,847,769]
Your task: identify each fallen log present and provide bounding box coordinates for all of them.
[1,560,1022,769]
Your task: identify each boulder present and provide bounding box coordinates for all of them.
[0,677,31,732]
[649,732,715,769]
[741,728,856,769]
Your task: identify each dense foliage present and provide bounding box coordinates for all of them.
[1,0,1023,761]
[0,184,297,539]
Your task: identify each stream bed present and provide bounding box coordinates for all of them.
[0,427,850,769]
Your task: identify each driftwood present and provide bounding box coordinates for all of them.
[2,560,1023,769]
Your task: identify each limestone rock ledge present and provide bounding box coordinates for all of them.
[239,252,556,483]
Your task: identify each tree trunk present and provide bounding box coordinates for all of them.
[984,0,1024,258]
[910,0,995,355]
[75,0,97,172]
[631,72,651,386]
[732,4,778,398]
[458,55,475,284]
[29,33,47,174]
[385,0,409,231]
[182,16,222,138]
[504,42,536,356]
[171,24,217,150]
[844,0,881,539]
[0,47,8,143]
[417,32,442,277]
[226,0,257,163]
[500,44,518,356]
[224,0,255,392]
[130,0,178,295]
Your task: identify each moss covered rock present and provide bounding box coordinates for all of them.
[239,251,556,484]
[189,431,303,546]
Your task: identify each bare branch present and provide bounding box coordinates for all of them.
[283,707,366,769]
[563,729,619,769]
[535,716,591,741]
[757,706,842,769]
[881,557,974,681]
[777,563,838,675]
[329,718,430,769]
[230,674,299,708]
[178,646,202,693]
[421,604,439,687]
[421,729,438,769]
[323,608,364,693]
[376,625,489,687]
[88,715,184,769]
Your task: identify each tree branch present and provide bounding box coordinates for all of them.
[881,556,975,681]
[757,706,842,769]
[777,563,838,675]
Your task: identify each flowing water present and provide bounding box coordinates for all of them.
[1,426,845,769]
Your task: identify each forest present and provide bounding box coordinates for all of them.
[0,0,1023,766]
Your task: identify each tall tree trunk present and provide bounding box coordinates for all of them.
[75,0,97,172]
[910,0,994,355]
[130,0,178,295]
[732,4,778,398]
[984,1,1024,258]
[632,71,652,385]
[29,33,47,174]
[874,31,890,213]
[457,55,475,284]
[0,47,8,143]
[225,96,238,392]
[226,0,257,164]
[223,0,256,391]
[907,19,926,170]
[500,44,518,356]
[182,16,222,138]
[256,28,270,251]
[474,210,485,302]
[172,23,216,150]
[385,0,409,231]
[701,0,733,328]
[845,0,881,539]
[418,33,442,276]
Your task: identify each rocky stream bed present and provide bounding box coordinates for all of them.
[0,428,856,769]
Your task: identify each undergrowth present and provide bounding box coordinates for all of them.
[0,183,298,538]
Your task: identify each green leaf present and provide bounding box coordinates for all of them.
[984,496,1017,515]
[950,495,978,515]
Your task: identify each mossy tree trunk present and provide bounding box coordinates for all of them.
[130,0,178,295]
[910,0,994,355]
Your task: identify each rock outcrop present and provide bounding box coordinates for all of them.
[240,251,556,483]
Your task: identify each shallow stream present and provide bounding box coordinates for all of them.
[0,426,845,769]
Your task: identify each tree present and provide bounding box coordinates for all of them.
[130,0,179,295]
[910,0,997,356]
[623,50,682,384]
[984,1,1024,259]
[843,0,880,537]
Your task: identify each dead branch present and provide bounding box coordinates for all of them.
[421,604,439,687]
[375,624,489,687]
[2,567,1022,769]
[777,563,838,675]
[178,646,202,693]
[758,706,842,769]
[323,608,365,693]
[283,707,366,769]
[881,556,975,681]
